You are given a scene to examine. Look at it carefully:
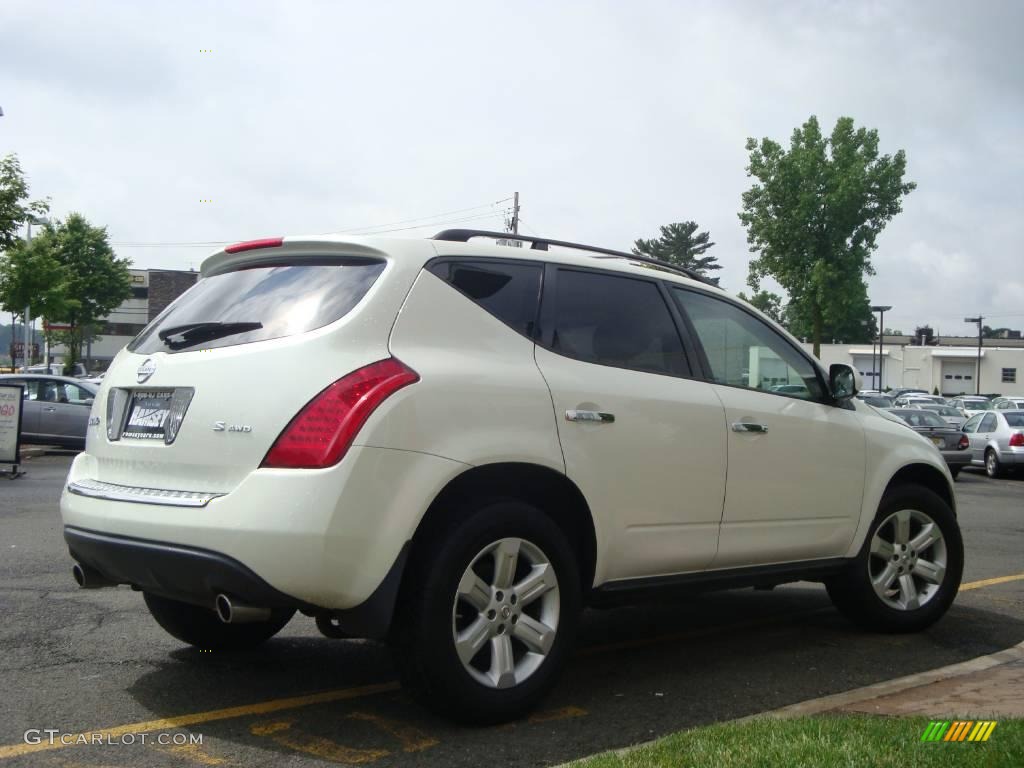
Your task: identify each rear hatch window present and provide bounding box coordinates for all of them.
[128,260,385,354]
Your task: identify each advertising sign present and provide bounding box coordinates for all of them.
[0,384,24,465]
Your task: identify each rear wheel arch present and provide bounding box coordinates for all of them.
[407,463,598,599]
[884,463,955,514]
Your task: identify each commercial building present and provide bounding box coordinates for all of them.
[807,336,1024,396]
[53,268,198,370]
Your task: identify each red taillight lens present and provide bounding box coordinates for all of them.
[261,358,418,469]
[1010,432,1024,447]
[225,237,283,254]
[958,435,970,450]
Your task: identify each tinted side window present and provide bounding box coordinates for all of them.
[430,260,542,338]
[962,414,982,433]
[979,414,997,432]
[673,288,826,401]
[545,269,687,376]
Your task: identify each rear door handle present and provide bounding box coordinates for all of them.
[43,406,57,413]
[566,410,615,424]
[732,422,768,433]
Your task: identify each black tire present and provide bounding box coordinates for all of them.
[985,449,1004,478]
[826,484,963,633]
[143,592,294,650]
[392,499,581,724]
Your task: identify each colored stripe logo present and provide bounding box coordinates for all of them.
[921,720,997,742]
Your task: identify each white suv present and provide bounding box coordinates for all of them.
[61,230,963,723]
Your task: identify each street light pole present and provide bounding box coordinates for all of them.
[21,216,52,371]
[964,316,983,395]
[871,305,893,391]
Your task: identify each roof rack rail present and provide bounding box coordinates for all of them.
[432,229,716,286]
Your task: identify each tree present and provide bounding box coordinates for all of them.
[633,221,722,284]
[783,297,876,344]
[0,238,74,333]
[739,116,915,357]
[30,214,132,366]
[736,290,784,324]
[0,153,49,253]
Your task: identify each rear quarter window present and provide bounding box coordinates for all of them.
[428,259,542,339]
[129,260,385,354]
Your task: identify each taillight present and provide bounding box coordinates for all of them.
[1010,432,1024,448]
[958,435,969,450]
[225,237,283,254]
[261,358,418,469]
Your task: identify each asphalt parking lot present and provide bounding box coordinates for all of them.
[1,455,1022,767]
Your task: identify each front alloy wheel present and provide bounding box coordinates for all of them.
[826,483,963,633]
[453,537,560,690]
[868,509,947,611]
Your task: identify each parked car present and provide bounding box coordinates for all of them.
[891,388,929,400]
[860,395,894,409]
[769,383,810,396]
[993,397,1024,411]
[889,409,971,479]
[950,397,994,418]
[961,410,1024,477]
[59,230,964,723]
[916,404,967,428]
[25,362,89,378]
[895,395,938,408]
[0,374,98,449]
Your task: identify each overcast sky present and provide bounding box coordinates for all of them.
[2,0,1022,337]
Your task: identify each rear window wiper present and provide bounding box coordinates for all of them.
[159,321,262,350]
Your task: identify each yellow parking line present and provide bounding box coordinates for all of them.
[3,571,1023,761]
[0,681,399,760]
[961,573,1024,591]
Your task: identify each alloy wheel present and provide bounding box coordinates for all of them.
[868,509,947,611]
[451,537,560,689]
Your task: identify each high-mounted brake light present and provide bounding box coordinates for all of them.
[261,358,419,469]
[1010,432,1024,448]
[225,237,283,254]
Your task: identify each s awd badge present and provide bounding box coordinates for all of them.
[213,421,253,433]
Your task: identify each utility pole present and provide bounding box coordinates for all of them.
[871,305,892,391]
[510,191,520,235]
[964,315,983,395]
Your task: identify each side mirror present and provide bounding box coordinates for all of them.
[829,363,859,401]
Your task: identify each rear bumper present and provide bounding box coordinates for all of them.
[940,450,971,469]
[64,526,303,610]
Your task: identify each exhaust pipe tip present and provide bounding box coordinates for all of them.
[215,593,233,624]
[72,562,116,589]
[215,593,272,624]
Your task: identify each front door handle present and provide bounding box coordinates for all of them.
[732,422,768,433]
[43,406,57,413]
[566,410,615,424]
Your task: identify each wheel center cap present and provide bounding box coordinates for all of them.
[501,605,512,619]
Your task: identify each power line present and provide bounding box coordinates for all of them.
[110,199,514,248]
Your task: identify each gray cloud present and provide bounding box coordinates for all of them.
[1,0,1021,333]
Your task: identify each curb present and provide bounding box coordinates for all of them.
[18,447,48,460]
[561,639,1024,765]
[753,638,1024,720]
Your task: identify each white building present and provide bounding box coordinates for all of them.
[807,337,1024,396]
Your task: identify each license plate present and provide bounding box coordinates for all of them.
[931,436,943,447]
[122,391,174,440]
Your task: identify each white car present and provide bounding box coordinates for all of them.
[950,397,994,418]
[61,229,964,723]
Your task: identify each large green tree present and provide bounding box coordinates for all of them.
[30,214,132,366]
[0,154,52,357]
[633,221,721,284]
[739,116,915,357]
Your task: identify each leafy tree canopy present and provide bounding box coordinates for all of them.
[739,115,915,356]
[633,221,721,284]
[0,153,49,253]
[736,290,784,324]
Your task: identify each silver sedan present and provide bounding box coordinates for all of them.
[0,374,98,449]
[961,410,1024,478]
